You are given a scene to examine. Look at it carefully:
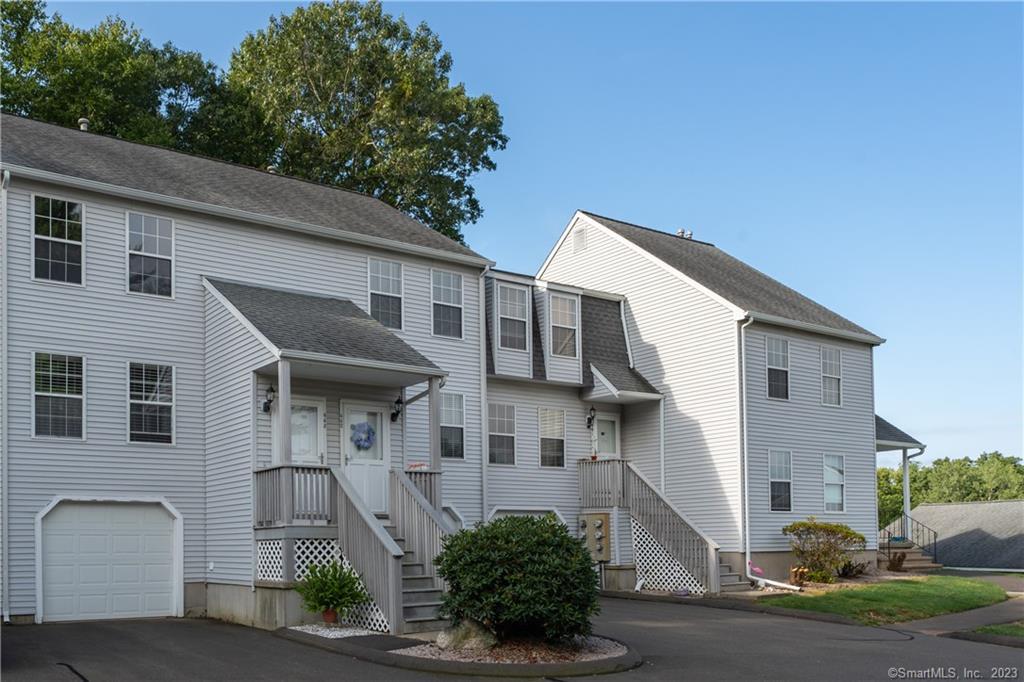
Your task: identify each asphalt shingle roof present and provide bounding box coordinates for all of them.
[875,415,923,446]
[580,296,658,394]
[582,211,878,340]
[207,279,440,371]
[1,114,483,260]
[910,501,1023,569]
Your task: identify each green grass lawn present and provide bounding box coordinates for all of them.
[764,576,1007,625]
[976,621,1024,638]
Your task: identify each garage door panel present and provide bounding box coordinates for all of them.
[113,534,141,554]
[78,564,110,585]
[79,534,110,554]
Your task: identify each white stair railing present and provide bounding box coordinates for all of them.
[390,470,453,585]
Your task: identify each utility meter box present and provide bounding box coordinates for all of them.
[579,512,611,563]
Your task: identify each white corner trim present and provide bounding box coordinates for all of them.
[34,495,186,623]
[619,300,635,368]
[201,278,281,358]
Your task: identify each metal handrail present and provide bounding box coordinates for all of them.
[881,514,938,562]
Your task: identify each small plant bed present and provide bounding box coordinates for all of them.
[764,576,1007,625]
[288,623,375,639]
[975,621,1024,639]
[395,635,626,664]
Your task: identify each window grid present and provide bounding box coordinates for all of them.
[550,294,578,358]
[824,454,845,512]
[488,403,516,465]
[432,270,463,338]
[766,337,789,400]
[539,408,566,468]
[129,363,174,444]
[369,258,403,329]
[127,212,173,297]
[497,284,528,351]
[33,353,84,439]
[440,392,464,459]
[33,195,83,285]
[769,449,792,512]
[821,347,842,406]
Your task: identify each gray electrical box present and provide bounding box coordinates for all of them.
[579,512,611,562]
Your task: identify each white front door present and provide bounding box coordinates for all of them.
[343,405,389,513]
[273,398,326,465]
[595,414,620,457]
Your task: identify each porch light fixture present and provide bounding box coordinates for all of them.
[586,406,597,430]
[390,395,404,423]
[262,385,276,413]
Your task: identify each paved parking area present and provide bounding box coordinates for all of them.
[3,598,1022,681]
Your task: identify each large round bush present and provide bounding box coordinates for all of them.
[434,514,599,642]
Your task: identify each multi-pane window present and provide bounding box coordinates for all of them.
[34,196,83,284]
[369,258,402,329]
[440,392,464,459]
[824,454,845,512]
[432,270,463,338]
[488,403,516,465]
[34,353,84,438]
[539,408,566,468]
[550,295,577,358]
[127,212,173,297]
[769,449,792,512]
[766,337,789,400]
[821,347,842,406]
[497,285,528,351]
[129,363,174,443]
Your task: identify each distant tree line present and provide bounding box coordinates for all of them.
[877,452,1024,528]
[1,0,508,243]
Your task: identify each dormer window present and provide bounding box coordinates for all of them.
[550,294,577,358]
[497,284,528,351]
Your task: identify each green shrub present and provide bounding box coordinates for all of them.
[295,561,369,617]
[434,514,599,642]
[782,517,866,583]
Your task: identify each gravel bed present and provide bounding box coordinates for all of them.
[289,624,375,639]
[393,635,626,663]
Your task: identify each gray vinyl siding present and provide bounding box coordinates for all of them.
[491,279,532,379]
[540,217,743,551]
[486,379,618,533]
[744,324,877,550]
[204,292,275,584]
[543,289,582,384]
[2,178,485,613]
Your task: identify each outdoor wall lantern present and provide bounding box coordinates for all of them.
[390,395,405,422]
[262,385,276,413]
[586,406,597,430]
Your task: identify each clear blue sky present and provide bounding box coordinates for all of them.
[50,2,1023,466]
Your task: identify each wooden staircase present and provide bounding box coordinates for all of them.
[877,541,943,571]
[379,512,449,634]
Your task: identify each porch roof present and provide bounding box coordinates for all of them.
[875,414,924,451]
[205,278,444,381]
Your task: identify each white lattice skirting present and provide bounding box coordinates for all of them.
[255,538,390,632]
[630,517,707,595]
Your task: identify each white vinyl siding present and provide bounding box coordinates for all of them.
[497,284,528,351]
[33,352,85,439]
[488,403,516,465]
[440,392,465,459]
[432,270,463,339]
[368,257,403,329]
[824,454,845,512]
[821,346,842,406]
[539,408,566,468]
[549,294,578,358]
[33,195,83,285]
[766,336,789,400]
[768,449,792,512]
[127,211,173,297]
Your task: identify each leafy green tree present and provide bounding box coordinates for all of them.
[877,467,903,528]
[974,452,1024,500]
[228,0,507,241]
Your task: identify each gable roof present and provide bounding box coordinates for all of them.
[1,114,486,264]
[205,278,441,373]
[875,415,924,449]
[910,500,1023,569]
[577,211,881,344]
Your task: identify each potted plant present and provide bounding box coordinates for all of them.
[295,560,369,624]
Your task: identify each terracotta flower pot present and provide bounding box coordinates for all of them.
[322,608,338,624]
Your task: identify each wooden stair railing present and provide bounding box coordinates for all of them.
[390,470,453,585]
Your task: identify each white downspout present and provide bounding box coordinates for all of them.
[478,266,490,519]
[902,446,926,530]
[1,168,11,620]
[659,396,666,492]
[740,317,800,591]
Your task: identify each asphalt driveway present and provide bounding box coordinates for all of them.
[3,597,1022,681]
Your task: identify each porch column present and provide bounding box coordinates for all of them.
[901,447,911,532]
[275,359,292,465]
[428,376,442,471]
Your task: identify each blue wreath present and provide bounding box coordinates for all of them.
[350,421,377,450]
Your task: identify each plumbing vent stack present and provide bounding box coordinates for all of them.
[77,118,89,132]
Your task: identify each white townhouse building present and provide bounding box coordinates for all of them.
[0,114,926,632]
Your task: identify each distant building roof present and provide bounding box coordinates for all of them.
[875,415,924,450]
[911,500,1024,570]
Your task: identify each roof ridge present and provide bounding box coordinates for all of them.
[919,500,1024,506]
[581,209,717,248]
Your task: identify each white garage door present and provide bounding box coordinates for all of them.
[42,502,175,621]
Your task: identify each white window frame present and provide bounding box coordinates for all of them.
[820,346,842,407]
[31,351,87,441]
[367,257,404,331]
[430,268,464,340]
[768,449,792,512]
[487,402,517,466]
[765,335,790,401]
[271,396,327,465]
[823,453,846,513]
[496,283,529,353]
[538,407,567,469]
[440,391,465,460]
[126,361,176,446]
[549,293,579,359]
[125,210,175,299]
[30,193,86,288]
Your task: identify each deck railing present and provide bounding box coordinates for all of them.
[390,470,452,584]
[253,465,335,527]
[405,469,443,510]
[578,459,720,593]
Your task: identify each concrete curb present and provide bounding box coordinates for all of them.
[942,631,1024,650]
[274,627,643,677]
[600,589,864,627]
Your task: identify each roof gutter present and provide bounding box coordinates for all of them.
[744,311,884,346]
[2,164,494,269]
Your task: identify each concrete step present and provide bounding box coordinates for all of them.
[402,562,426,577]
[402,575,435,590]
[403,602,443,620]
[719,564,733,575]
[403,617,449,634]
[402,588,443,605]
[719,572,744,585]
[720,581,752,592]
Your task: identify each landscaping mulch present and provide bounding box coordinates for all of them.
[393,635,627,664]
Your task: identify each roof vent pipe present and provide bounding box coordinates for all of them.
[676,229,693,240]
[77,118,89,132]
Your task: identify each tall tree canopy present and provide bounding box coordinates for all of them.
[1,0,507,242]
